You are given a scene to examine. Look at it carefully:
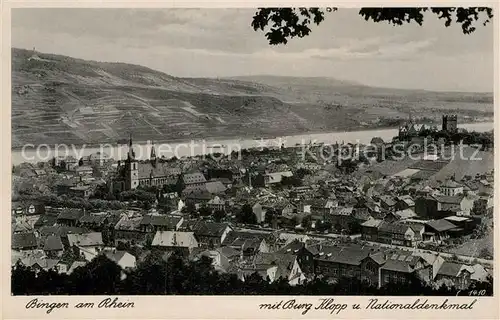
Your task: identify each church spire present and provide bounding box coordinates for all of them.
[151,140,156,158]
[150,140,157,166]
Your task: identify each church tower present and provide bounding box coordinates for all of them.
[150,140,157,167]
[125,134,139,190]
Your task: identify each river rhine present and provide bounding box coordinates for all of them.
[11,122,493,165]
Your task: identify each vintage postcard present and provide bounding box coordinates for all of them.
[1,2,499,319]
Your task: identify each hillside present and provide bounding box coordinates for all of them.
[11,48,494,147]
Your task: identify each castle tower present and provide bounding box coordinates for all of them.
[125,134,139,190]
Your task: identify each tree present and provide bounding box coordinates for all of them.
[11,256,493,296]
[281,175,302,187]
[264,208,278,224]
[157,198,173,214]
[67,255,122,294]
[182,202,196,217]
[471,199,487,216]
[301,215,313,230]
[319,186,330,198]
[91,164,102,178]
[119,189,156,204]
[316,220,332,233]
[252,8,493,45]
[213,210,226,222]
[295,168,312,179]
[199,206,212,217]
[175,175,185,196]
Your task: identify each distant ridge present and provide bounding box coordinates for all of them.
[226,75,366,88]
[226,75,493,96]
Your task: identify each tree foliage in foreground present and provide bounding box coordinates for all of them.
[12,252,493,296]
[252,8,493,45]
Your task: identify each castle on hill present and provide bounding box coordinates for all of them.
[398,114,457,140]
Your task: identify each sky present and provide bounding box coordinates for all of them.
[11,8,494,92]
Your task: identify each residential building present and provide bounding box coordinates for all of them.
[151,231,199,255]
[42,235,64,258]
[395,195,415,211]
[264,171,293,186]
[114,213,146,246]
[435,261,474,290]
[103,249,137,270]
[424,219,459,243]
[11,201,45,216]
[377,222,423,247]
[56,209,84,227]
[68,185,93,198]
[222,231,273,256]
[139,214,184,233]
[361,219,383,242]
[80,152,111,167]
[277,239,316,275]
[207,196,226,212]
[12,232,38,251]
[182,221,232,248]
[380,254,432,288]
[251,252,307,286]
[314,245,382,287]
[67,232,104,261]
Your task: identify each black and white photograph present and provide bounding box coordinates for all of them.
[9,7,495,298]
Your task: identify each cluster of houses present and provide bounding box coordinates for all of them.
[355,176,493,247]
[11,199,491,290]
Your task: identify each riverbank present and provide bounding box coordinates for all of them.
[10,121,494,166]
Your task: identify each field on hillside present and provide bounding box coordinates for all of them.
[449,215,494,258]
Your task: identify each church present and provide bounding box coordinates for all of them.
[110,136,181,192]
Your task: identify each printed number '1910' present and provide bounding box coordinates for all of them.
[456,290,486,296]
